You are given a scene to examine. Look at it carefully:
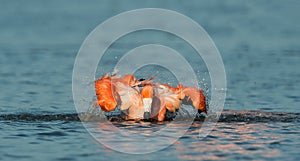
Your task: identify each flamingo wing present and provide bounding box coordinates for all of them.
[181,87,207,114]
[150,95,167,121]
[114,82,144,119]
[155,84,181,112]
[94,78,118,112]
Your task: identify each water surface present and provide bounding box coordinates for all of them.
[0,0,299,160]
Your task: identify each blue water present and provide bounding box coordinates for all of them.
[0,0,299,160]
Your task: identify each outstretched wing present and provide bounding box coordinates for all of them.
[94,78,118,112]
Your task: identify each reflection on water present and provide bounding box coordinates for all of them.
[174,123,282,161]
[87,121,197,154]
[84,121,299,160]
[0,115,299,160]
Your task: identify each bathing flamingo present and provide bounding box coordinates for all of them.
[94,73,206,121]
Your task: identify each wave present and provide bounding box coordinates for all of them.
[0,110,299,123]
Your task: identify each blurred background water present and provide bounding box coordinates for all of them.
[0,0,299,160]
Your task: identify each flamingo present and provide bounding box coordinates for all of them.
[94,73,207,121]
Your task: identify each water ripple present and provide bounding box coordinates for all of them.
[0,110,299,123]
